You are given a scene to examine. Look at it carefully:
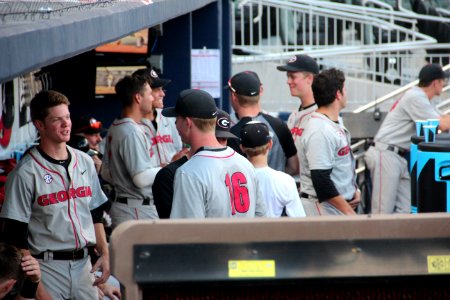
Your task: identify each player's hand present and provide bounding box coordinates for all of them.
[348,189,361,210]
[103,284,122,300]
[21,255,41,283]
[92,155,102,174]
[97,284,105,300]
[91,254,110,286]
[171,148,189,162]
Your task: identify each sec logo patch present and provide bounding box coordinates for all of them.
[43,174,53,184]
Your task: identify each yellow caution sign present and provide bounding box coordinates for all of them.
[228,260,276,278]
[427,255,450,273]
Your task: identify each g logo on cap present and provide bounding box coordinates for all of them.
[288,56,297,63]
[150,70,158,78]
[217,117,230,129]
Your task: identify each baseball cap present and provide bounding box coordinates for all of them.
[215,109,238,139]
[227,71,261,96]
[418,64,450,82]
[72,116,104,134]
[162,89,218,119]
[276,55,319,74]
[132,68,171,88]
[240,121,272,148]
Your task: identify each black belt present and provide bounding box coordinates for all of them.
[373,142,408,157]
[300,192,317,199]
[116,197,150,206]
[34,249,87,260]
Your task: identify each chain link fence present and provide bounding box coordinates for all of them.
[0,0,115,23]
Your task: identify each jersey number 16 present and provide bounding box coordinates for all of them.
[225,172,250,215]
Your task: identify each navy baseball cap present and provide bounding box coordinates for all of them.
[277,55,319,74]
[418,64,450,82]
[215,109,238,139]
[227,71,261,96]
[240,121,272,148]
[162,89,218,119]
[132,68,171,88]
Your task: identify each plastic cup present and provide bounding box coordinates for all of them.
[415,120,428,136]
[423,125,437,143]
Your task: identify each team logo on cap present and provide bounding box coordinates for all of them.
[43,174,53,184]
[217,117,230,129]
[150,70,158,79]
[288,56,297,63]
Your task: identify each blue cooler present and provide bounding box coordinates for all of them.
[410,133,450,213]
[416,140,450,213]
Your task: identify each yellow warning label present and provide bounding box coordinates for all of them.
[228,260,276,278]
[427,255,450,274]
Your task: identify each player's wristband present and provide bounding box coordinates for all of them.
[20,278,39,299]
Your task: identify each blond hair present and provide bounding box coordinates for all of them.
[242,143,270,157]
[192,117,217,132]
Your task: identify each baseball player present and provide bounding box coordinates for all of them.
[365,63,450,214]
[162,89,267,218]
[227,71,299,176]
[0,90,109,299]
[240,121,306,218]
[277,55,320,172]
[133,68,186,166]
[71,115,105,173]
[300,69,360,215]
[101,75,161,227]
[152,109,238,218]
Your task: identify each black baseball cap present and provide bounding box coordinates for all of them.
[240,121,272,148]
[418,64,450,82]
[132,68,171,88]
[227,71,261,96]
[215,109,238,139]
[162,89,218,119]
[277,55,319,74]
[72,116,104,134]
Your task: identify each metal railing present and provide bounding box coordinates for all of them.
[232,0,450,113]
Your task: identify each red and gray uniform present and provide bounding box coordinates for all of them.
[287,103,318,170]
[364,86,441,214]
[170,147,267,218]
[0,146,107,299]
[153,108,183,165]
[102,117,159,226]
[300,112,357,215]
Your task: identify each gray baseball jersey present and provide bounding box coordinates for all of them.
[170,147,267,218]
[0,146,107,254]
[375,86,441,149]
[255,167,306,217]
[139,118,163,167]
[300,112,357,200]
[287,104,318,164]
[102,117,157,201]
[154,108,183,165]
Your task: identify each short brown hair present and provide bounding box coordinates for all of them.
[0,243,22,282]
[192,117,216,133]
[30,90,70,122]
[242,143,270,157]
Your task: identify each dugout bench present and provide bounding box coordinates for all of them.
[110,214,450,299]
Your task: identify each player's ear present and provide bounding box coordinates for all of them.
[33,119,45,131]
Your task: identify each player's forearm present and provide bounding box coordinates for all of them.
[132,167,162,188]
[19,249,52,300]
[94,223,109,258]
[285,155,299,176]
[326,195,356,215]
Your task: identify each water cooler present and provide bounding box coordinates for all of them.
[410,133,450,212]
[416,140,450,212]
